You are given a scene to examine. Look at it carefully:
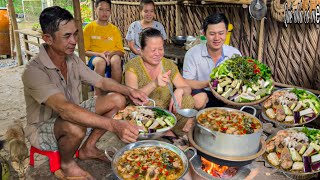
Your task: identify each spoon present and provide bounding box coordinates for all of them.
[167,82,198,118]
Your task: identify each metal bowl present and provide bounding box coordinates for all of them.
[261,88,320,127]
[138,106,177,140]
[171,36,187,46]
[262,127,320,179]
[113,105,177,140]
[110,140,197,180]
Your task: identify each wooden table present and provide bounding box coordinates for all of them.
[164,44,187,67]
[15,29,42,61]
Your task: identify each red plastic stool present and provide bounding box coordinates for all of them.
[29,146,80,172]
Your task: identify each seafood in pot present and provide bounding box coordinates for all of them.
[116,146,184,180]
[197,108,261,135]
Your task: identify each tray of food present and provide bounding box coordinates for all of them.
[113,105,177,140]
[209,55,274,106]
[263,127,320,178]
[261,88,320,127]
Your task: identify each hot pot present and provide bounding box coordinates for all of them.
[107,140,197,180]
[194,106,263,157]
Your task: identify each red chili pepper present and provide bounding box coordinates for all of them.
[243,130,247,133]
[254,69,259,74]
[163,164,167,168]
[221,127,228,131]
[142,166,148,170]
[248,59,254,63]
[158,162,161,165]
[165,171,169,176]
[133,173,139,179]
[137,162,141,166]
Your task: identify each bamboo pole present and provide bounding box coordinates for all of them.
[91,0,95,20]
[73,0,88,100]
[8,0,23,65]
[175,3,182,35]
[7,5,15,59]
[257,0,266,62]
[201,0,252,4]
[111,1,178,6]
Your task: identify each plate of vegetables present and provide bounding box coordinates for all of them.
[261,88,320,127]
[209,55,274,106]
[263,127,320,177]
[114,106,177,140]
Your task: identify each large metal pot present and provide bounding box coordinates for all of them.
[108,140,197,180]
[194,106,263,157]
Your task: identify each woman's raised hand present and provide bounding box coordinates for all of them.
[155,70,171,87]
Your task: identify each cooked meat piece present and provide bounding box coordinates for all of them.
[266,141,275,153]
[276,106,286,121]
[276,143,285,153]
[280,147,291,160]
[295,144,303,152]
[264,99,272,109]
[280,159,293,170]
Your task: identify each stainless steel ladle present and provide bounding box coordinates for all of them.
[167,82,198,118]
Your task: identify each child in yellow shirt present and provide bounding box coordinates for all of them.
[84,0,124,95]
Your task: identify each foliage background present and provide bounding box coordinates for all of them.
[0,0,92,22]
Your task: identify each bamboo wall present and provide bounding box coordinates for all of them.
[110,0,320,91]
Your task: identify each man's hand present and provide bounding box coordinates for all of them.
[99,52,110,66]
[128,88,148,105]
[110,120,141,143]
[155,70,171,87]
[169,88,184,113]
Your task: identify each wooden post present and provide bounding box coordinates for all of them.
[73,0,88,100]
[7,5,15,59]
[257,0,266,62]
[175,3,182,35]
[8,0,23,65]
[91,0,95,20]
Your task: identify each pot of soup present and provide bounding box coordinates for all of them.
[194,106,263,157]
[108,140,197,180]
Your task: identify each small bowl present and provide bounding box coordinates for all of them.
[171,36,187,46]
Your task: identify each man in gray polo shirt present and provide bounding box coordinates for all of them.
[22,6,147,179]
[183,13,241,109]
